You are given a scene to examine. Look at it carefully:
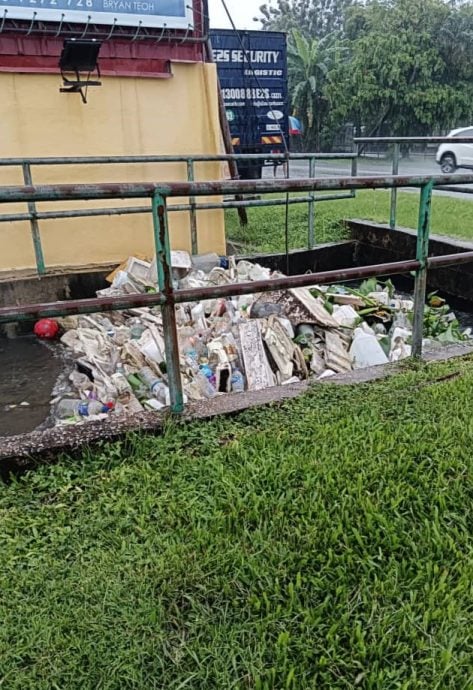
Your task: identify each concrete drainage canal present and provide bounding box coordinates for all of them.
[2,224,473,466]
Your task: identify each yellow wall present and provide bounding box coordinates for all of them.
[0,62,226,272]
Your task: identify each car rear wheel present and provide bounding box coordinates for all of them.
[440,154,457,174]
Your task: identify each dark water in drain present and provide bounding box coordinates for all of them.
[0,337,62,437]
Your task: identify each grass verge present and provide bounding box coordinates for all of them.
[1,356,473,688]
[226,190,473,254]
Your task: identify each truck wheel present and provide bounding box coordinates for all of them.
[237,163,263,180]
[440,154,457,174]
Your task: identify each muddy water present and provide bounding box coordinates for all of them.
[0,337,62,437]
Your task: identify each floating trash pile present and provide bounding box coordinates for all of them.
[37,253,471,425]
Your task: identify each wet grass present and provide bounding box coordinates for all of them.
[226,190,473,253]
[2,356,473,688]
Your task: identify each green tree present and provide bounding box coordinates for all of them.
[328,0,473,141]
[263,0,473,151]
[288,29,346,149]
[258,0,356,39]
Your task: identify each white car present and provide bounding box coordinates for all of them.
[436,126,473,173]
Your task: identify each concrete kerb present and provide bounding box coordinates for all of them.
[2,343,472,472]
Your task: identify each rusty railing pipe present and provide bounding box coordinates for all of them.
[0,257,423,323]
[1,174,473,204]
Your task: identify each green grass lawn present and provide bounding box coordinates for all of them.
[2,356,473,688]
[226,190,473,254]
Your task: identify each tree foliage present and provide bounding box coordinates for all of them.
[288,29,346,149]
[259,0,356,39]
[263,0,473,149]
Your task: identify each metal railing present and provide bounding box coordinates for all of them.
[1,173,473,413]
[354,137,473,229]
[0,152,357,276]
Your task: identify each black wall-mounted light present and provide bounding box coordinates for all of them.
[59,38,102,104]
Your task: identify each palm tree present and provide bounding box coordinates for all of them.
[288,29,345,150]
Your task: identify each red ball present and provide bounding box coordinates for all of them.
[34,318,59,340]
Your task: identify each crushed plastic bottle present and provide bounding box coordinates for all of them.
[111,372,133,397]
[138,366,169,403]
[199,363,217,388]
[129,318,146,340]
[231,367,245,393]
[56,399,112,419]
[197,372,217,398]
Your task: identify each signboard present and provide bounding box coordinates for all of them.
[210,29,288,150]
[0,0,193,29]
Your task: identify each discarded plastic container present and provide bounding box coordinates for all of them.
[191,303,207,329]
[390,312,411,333]
[236,260,254,281]
[138,366,168,403]
[318,369,336,380]
[195,370,217,398]
[278,317,295,339]
[143,398,166,411]
[138,339,163,365]
[199,363,216,387]
[367,291,390,306]
[130,318,146,340]
[231,368,245,393]
[138,366,158,387]
[111,372,133,397]
[69,370,93,392]
[390,338,412,362]
[192,253,221,274]
[250,302,283,319]
[333,305,359,328]
[349,328,389,369]
[295,324,315,339]
[56,399,112,419]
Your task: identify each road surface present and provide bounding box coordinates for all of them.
[262,156,473,199]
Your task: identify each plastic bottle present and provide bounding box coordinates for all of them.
[138,366,169,404]
[129,318,146,340]
[138,366,159,388]
[191,252,221,274]
[181,336,199,364]
[111,372,133,397]
[56,399,112,419]
[191,303,207,329]
[199,363,217,388]
[231,368,245,393]
[184,360,216,399]
[349,327,389,369]
[101,317,115,337]
[195,370,217,398]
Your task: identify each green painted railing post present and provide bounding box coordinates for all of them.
[350,150,358,197]
[152,191,184,413]
[186,159,198,255]
[412,181,434,358]
[22,162,46,275]
[390,143,400,229]
[307,156,316,249]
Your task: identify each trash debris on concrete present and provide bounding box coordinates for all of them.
[49,256,473,424]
